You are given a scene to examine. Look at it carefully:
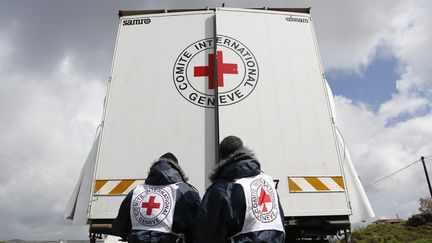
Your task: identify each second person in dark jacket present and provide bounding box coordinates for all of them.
[194,136,285,243]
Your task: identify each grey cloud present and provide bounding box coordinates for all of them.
[0,56,105,240]
[335,97,432,220]
[0,174,87,239]
[0,1,145,79]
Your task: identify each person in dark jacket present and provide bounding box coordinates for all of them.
[112,152,200,243]
[194,136,285,243]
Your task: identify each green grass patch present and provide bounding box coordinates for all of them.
[349,222,432,242]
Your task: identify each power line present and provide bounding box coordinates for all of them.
[0,157,71,193]
[0,144,28,161]
[365,159,421,191]
[364,155,432,192]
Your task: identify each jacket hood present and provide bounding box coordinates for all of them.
[145,158,188,185]
[209,147,261,182]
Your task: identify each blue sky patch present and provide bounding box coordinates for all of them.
[327,55,400,111]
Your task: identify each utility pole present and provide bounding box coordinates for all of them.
[421,156,432,198]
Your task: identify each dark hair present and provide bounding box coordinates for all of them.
[160,152,178,164]
[218,136,243,160]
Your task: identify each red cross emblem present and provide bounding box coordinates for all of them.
[193,51,238,90]
[141,195,161,216]
[258,187,272,213]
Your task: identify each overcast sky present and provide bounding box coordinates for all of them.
[1,0,431,240]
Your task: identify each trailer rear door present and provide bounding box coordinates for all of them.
[215,8,351,217]
[89,10,216,219]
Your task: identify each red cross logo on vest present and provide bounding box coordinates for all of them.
[132,187,173,226]
[250,177,278,223]
[258,187,272,213]
[193,51,238,90]
[141,195,161,216]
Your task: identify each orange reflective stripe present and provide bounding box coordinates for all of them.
[110,180,135,195]
[288,178,303,192]
[95,180,108,193]
[331,177,345,190]
[305,177,330,191]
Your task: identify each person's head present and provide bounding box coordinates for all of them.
[160,152,178,164]
[218,135,244,161]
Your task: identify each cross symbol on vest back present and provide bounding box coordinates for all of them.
[194,50,238,90]
[258,187,272,213]
[141,195,161,216]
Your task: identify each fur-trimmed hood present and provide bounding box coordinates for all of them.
[209,147,261,182]
[145,158,189,185]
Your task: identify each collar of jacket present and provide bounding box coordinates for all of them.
[209,147,261,182]
[145,158,189,185]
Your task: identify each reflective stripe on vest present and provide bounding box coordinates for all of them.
[130,183,178,233]
[233,173,284,237]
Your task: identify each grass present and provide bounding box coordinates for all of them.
[349,222,432,242]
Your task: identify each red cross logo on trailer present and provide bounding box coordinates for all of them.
[194,51,238,89]
[173,35,259,108]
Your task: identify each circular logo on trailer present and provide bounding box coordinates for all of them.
[132,188,172,226]
[173,35,259,108]
[250,178,278,223]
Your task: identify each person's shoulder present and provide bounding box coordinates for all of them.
[205,178,238,195]
[176,181,199,194]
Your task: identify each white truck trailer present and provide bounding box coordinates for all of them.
[65,7,374,241]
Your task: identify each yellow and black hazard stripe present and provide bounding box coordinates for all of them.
[288,176,345,192]
[94,179,145,196]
